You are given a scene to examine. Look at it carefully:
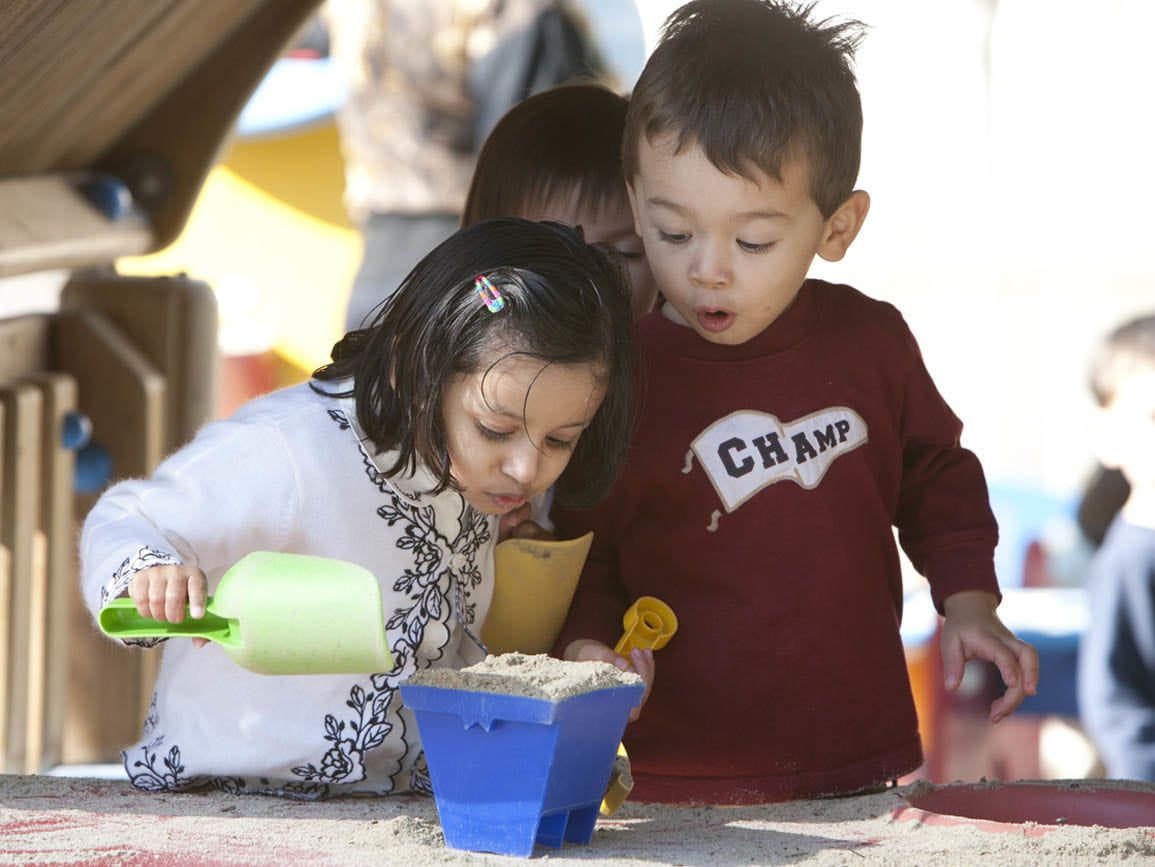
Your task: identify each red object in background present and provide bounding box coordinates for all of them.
[895,781,1155,834]
[1022,539,1053,588]
[217,351,279,419]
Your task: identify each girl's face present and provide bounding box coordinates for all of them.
[529,189,658,320]
[442,352,607,516]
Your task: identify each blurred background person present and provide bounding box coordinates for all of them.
[326,0,606,331]
[1078,466,1131,550]
[1077,313,1155,783]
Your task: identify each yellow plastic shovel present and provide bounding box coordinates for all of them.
[482,532,593,655]
[601,596,678,816]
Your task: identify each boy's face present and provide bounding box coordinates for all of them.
[627,133,847,345]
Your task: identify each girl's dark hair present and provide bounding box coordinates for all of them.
[462,82,629,227]
[313,217,634,508]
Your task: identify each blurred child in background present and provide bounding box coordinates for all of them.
[1078,313,1155,782]
[465,81,658,550]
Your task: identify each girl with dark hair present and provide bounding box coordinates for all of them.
[79,218,635,798]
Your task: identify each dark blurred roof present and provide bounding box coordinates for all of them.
[0,0,322,277]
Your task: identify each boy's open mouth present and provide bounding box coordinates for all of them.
[696,308,735,333]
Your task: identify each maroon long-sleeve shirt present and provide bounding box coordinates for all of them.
[554,280,1000,803]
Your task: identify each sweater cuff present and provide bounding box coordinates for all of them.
[925,544,1001,615]
[100,546,184,648]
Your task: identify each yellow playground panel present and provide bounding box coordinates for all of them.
[119,116,360,389]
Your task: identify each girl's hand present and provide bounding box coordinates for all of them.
[941,590,1040,723]
[497,502,554,542]
[127,564,210,648]
[564,638,655,722]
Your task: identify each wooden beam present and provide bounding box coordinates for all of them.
[0,177,152,279]
[100,0,323,251]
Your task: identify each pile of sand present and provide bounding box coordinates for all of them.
[407,651,643,700]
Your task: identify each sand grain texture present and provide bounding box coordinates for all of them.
[407,652,643,700]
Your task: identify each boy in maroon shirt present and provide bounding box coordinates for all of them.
[554,0,1039,803]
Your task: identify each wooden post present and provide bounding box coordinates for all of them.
[0,383,43,773]
[24,372,78,772]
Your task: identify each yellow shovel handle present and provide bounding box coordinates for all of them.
[600,742,633,816]
[614,596,678,656]
[602,597,678,816]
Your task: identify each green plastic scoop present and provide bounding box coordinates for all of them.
[98,551,395,675]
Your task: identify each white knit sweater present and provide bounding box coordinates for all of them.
[80,382,495,798]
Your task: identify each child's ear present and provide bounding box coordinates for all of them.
[817,190,870,263]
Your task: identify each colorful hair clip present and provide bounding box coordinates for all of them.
[475,274,505,313]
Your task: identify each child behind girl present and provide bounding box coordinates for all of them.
[462,83,654,546]
[462,82,658,319]
[80,218,634,798]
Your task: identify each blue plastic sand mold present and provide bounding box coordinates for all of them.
[400,681,645,857]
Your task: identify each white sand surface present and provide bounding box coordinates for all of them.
[2,774,1153,865]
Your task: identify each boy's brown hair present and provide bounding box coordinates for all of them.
[622,0,865,218]
[463,82,629,227]
[1089,313,1155,407]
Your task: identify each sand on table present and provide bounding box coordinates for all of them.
[3,774,1154,865]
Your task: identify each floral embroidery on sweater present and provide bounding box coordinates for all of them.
[121,408,489,798]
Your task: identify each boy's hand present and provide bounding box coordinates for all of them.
[127,564,209,648]
[497,502,554,542]
[563,638,655,721]
[941,590,1039,723]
